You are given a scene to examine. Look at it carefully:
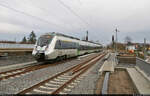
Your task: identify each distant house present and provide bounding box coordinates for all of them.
[147,47,150,54]
[126,42,150,52]
[126,45,136,50]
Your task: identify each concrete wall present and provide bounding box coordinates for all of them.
[117,56,136,64]
[117,56,150,78]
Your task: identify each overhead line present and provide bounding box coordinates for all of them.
[57,0,90,27]
[27,0,77,32]
[0,2,70,31]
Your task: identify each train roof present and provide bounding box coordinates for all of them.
[43,32,102,46]
[44,32,80,40]
[82,40,102,46]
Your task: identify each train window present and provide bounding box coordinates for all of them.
[60,41,75,49]
[70,42,74,49]
[37,35,53,47]
[76,43,79,49]
[61,41,65,49]
[59,40,61,46]
[68,42,72,49]
[55,40,62,49]
[61,40,66,49]
[55,40,79,49]
[79,45,84,50]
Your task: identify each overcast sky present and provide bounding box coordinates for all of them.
[0,0,150,45]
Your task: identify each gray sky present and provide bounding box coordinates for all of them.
[0,0,150,45]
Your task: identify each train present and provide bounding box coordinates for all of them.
[32,32,103,62]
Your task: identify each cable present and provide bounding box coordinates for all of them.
[57,0,90,28]
[26,0,77,32]
[0,2,70,31]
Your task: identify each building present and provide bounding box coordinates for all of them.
[126,45,136,50]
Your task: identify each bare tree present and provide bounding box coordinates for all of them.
[124,36,132,45]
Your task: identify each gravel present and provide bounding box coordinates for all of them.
[69,55,105,94]
[108,69,136,94]
[0,53,98,94]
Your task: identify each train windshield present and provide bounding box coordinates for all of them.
[37,35,53,47]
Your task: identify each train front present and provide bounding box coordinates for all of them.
[32,35,54,62]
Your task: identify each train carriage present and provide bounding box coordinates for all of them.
[32,32,102,62]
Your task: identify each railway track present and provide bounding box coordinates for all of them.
[0,53,100,81]
[0,58,75,81]
[18,53,105,94]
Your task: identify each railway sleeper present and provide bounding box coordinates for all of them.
[54,78,68,82]
[33,89,52,94]
[45,83,60,87]
[49,80,65,84]
[40,85,58,90]
[57,76,72,80]
[63,88,71,92]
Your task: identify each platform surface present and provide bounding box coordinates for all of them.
[127,68,150,94]
[99,53,116,73]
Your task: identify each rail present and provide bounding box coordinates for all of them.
[18,53,105,94]
[0,58,75,81]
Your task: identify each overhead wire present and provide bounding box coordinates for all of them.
[0,2,71,32]
[57,0,90,28]
[0,0,99,42]
[26,0,77,33]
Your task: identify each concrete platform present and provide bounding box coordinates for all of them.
[100,61,114,72]
[99,53,116,74]
[135,66,150,82]
[126,68,150,94]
